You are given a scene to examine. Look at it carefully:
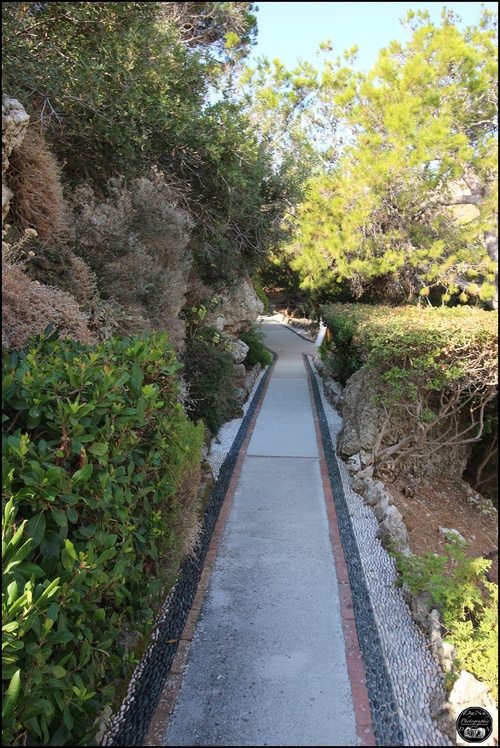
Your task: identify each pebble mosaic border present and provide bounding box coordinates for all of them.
[303,353,406,747]
[101,360,275,746]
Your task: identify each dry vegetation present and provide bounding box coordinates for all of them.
[6,126,66,240]
[2,128,205,351]
[1,262,95,348]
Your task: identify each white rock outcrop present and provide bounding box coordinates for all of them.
[2,95,30,222]
[205,277,264,335]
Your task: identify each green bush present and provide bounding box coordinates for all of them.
[320,304,498,476]
[2,328,204,746]
[239,325,273,368]
[251,277,269,314]
[394,538,498,702]
[182,329,242,435]
[318,310,362,384]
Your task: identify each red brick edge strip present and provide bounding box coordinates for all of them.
[143,353,279,746]
[304,354,377,747]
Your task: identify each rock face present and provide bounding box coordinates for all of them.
[205,277,264,335]
[337,367,472,479]
[2,95,30,221]
[432,669,498,746]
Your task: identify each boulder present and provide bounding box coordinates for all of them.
[337,369,384,456]
[2,95,30,222]
[224,336,249,364]
[338,366,473,479]
[205,277,264,335]
[376,504,410,553]
[323,377,344,410]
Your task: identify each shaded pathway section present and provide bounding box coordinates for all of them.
[157,319,367,746]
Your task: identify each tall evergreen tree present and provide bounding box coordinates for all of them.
[284,8,498,307]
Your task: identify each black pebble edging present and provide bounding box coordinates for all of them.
[104,360,275,747]
[303,354,405,747]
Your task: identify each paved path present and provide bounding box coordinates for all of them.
[149,319,373,746]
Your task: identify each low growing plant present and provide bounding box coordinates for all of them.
[394,538,498,703]
[239,324,273,368]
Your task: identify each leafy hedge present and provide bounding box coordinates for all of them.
[321,303,498,384]
[320,303,498,479]
[2,329,204,746]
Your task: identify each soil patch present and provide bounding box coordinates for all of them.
[380,474,498,583]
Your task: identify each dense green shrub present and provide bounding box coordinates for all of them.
[2,329,204,746]
[317,311,362,385]
[239,325,273,368]
[394,538,498,702]
[321,303,498,476]
[251,277,269,314]
[182,329,242,435]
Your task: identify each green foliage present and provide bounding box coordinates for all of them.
[182,329,243,435]
[321,303,498,472]
[239,325,273,368]
[395,538,498,702]
[317,312,361,385]
[2,328,204,746]
[279,8,498,306]
[251,277,269,314]
[2,3,281,288]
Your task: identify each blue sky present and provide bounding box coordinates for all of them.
[249,2,498,71]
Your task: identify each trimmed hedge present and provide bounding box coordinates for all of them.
[2,329,204,746]
[320,303,498,477]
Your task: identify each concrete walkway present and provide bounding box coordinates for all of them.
[149,319,373,746]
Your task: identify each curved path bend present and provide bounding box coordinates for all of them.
[146,319,375,746]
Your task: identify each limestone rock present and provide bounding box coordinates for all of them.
[402,584,434,631]
[205,277,264,335]
[346,453,362,474]
[313,358,328,377]
[338,366,473,479]
[2,95,30,221]
[439,527,467,544]
[433,669,499,746]
[225,336,249,364]
[233,363,247,380]
[323,377,344,410]
[337,369,384,457]
[428,609,456,672]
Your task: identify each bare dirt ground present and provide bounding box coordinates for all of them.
[381,474,498,584]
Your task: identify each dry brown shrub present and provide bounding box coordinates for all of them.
[22,241,99,307]
[7,127,66,240]
[68,171,194,346]
[2,263,95,349]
